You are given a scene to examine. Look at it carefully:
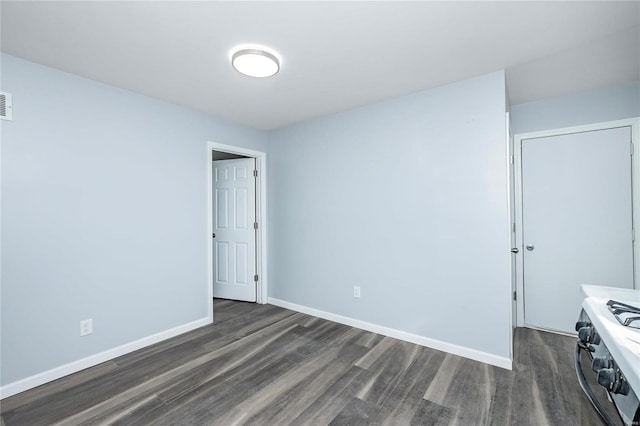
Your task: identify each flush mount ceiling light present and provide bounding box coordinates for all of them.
[231,47,280,78]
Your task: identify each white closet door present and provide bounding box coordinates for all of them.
[522,126,634,333]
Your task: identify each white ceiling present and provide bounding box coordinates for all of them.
[1,1,638,130]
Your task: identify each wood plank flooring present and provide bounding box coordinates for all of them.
[1,299,604,425]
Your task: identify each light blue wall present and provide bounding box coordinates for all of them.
[268,71,512,360]
[2,53,512,388]
[0,54,267,386]
[510,81,640,134]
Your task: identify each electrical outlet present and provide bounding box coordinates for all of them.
[353,286,361,298]
[80,319,93,336]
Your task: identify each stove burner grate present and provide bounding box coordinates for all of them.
[607,299,640,329]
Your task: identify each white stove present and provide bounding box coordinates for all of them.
[576,285,640,426]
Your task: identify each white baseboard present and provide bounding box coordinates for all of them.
[0,317,211,399]
[268,298,512,370]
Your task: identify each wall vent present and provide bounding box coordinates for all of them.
[0,92,13,121]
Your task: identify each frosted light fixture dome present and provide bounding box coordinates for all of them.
[232,48,280,78]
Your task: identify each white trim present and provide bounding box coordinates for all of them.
[524,324,576,338]
[0,317,209,399]
[207,142,268,308]
[268,298,513,370]
[505,111,514,364]
[514,118,640,328]
[514,127,525,328]
[634,120,640,284]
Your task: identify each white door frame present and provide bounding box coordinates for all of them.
[206,142,268,322]
[506,112,516,332]
[513,118,640,329]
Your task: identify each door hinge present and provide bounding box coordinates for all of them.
[254,222,259,230]
[510,154,514,164]
[513,291,517,301]
[253,169,258,177]
[512,222,516,233]
[633,228,635,242]
[254,274,259,282]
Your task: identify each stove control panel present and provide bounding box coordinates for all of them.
[575,310,640,426]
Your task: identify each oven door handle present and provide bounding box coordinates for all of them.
[574,343,619,426]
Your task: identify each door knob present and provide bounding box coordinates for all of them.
[511,248,519,254]
[526,244,534,251]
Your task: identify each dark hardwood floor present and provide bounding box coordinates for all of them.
[1,299,603,425]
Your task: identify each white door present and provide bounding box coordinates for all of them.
[522,126,634,333]
[213,158,256,302]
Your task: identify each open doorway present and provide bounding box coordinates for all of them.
[206,142,268,323]
[212,154,256,302]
